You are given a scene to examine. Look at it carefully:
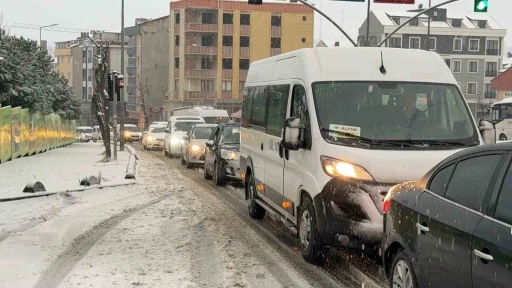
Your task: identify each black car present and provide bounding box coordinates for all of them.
[382,142,512,288]
[203,123,241,186]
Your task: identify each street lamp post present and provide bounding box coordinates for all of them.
[39,24,58,50]
[426,0,432,51]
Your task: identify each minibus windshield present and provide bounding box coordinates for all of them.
[312,81,479,148]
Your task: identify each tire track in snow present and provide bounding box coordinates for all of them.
[190,221,224,287]
[33,194,173,288]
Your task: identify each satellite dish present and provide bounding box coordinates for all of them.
[418,3,423,8]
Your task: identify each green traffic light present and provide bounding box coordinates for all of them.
[474,0,488,12]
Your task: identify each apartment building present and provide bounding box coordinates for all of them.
[55,32,128,125]
[166,0,314,119]
[359,8,507,118]
[126,16,169,124]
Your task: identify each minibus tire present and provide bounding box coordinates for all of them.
[298,197,326,265]
[247,174,265,219]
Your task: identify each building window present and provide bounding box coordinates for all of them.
[87,87,92,101]
[175,13,180,24]
[505,92,512,98]
[444,59,451,68]
[467,82,477,95]
[222,36,233,47]
[271,15,281,27]
[239,59,249,70]
[88,69,92,81]
[82,50,87,63]
[302,38,306,43]
[469,39,479,51]
[222,58,233,69]
[174,79,179,91]
[240,36,250,47]
[223,13,233,24]
[468,60,478,73]
[201,35,215,46]
[82,69,87,81]
[391,17,400,25]
[239,81,245,91]
[82,87,87,101]
[478,20,486,28]
[222,81,232,91]
[409,37,420,49]
[486,40,499,55]
[452,60,461,73]
[409,18,419,26]
[452,19,462,27]
[453,38,462,51]
[174,57,179,69]
[389,37,401,48]
[302,16,307,21]
[201,57,213,69]
[429,37,436,50]
[271,37,281,49]
[88,50,92,63]
[174,35,180,46]
[485,62,498,77]
[201,80,214,91]
[484,83,496,99]
[240,14,250,25]
[201,12,215,24]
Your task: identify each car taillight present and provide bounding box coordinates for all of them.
[383,199,390,213]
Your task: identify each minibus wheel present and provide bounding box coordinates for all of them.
[247,174,265,219]
[298,196,327,265]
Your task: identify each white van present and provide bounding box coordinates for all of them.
[164,116,205,157]
[173,106,230,124]
[240,47,495,264]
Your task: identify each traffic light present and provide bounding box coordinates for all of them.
[474,0,488,12]
[115,74,124,102]
[107,72,124,101]
[107,73,114,101]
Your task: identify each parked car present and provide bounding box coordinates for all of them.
[382,142,512,288]
[181,123,218,168]
[204,123,241,186]
[142,125,166,150]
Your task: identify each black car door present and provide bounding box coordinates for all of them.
[412,153,503,288]
[472,155,512,288]
[205,127,219,173]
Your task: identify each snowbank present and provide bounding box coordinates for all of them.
[0,142,131,200]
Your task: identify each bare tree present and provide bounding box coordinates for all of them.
[89,36,112,159]
[136,75,151,130]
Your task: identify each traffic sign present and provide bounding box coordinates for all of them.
[374,0,415,3]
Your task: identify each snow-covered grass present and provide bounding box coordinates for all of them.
[0,142,130,200]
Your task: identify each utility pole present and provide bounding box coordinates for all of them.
[40,23,58,114]
[120,0,126,151]
[112,74,118,160]
[366,0,371,45]
[426,0,432,50]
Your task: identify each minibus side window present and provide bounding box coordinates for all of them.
[250,86,268,128]
[291,85,311,149]
[266,85,290,137]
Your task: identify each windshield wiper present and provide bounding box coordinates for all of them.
[320,128,413,147]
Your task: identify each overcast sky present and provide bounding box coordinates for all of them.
[1,0,510,50]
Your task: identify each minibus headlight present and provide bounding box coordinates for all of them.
[320,156,374,182]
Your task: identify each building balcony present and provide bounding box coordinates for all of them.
[239,70,248,80]
[222,91,232,99]
[222,69,233,79]
[484,91,497,99]
[185,23,218,33]
[184,91,217,99]
[271,26,281,37]
[222,46,233,57]
[223,24,233,35]
[184,69,217,78]
[485,70,498,77]
[240,47,250,58]
[240,25,250,36]
[486,49,499,56]
[186,45,218,55]
[271,48,281,56]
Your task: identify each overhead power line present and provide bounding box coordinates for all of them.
[11,22,118,34]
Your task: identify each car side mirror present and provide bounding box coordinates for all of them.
[206,140,214,147]
[182,135,189,141]
[479,119,496,144]
[165,128,170,133]
[281,117,304,151]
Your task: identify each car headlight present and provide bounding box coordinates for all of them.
[147,136,153,142]
[221,149,239,160]
[191,144,201,152]
[170,137,181,145]
[320,156,374,181]
[125,132,131,137]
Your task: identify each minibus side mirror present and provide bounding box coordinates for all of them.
[281,117,304,151]
[479,119,496,144]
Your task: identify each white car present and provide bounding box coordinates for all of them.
[142,125,166,150]
[180,123,218,167]
[76,126,93,142]
[164,116,205,158]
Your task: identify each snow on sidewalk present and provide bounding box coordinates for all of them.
[0,142,130,200]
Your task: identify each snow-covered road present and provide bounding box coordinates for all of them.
[0,144,386,288]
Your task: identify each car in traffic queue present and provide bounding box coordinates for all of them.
[164,116,205,158]
[382,141,512,288]
[142,125,166,150]
[123,124,142,143]
[181,123,218,168]
[204,123,242,186]
[76,126,93,142]
[240,47,495,265]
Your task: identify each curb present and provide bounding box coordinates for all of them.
[125,145,138,180]
[0,181,137,203]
